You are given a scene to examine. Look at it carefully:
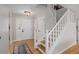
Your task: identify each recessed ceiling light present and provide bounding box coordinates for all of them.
[24,10,32,16]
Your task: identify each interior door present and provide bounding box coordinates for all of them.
[34,16,45,48]
[34,19,38,48]
[38,17,45,42]
[0,5,9,54]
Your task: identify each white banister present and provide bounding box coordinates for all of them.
[48,10,70,35]
[45,9,77,53]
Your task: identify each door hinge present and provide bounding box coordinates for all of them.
[9,25,10,41]
[9,25,10,30]
[76,25,78,29]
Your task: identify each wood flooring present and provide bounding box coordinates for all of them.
[8,39,42,54]
[9,39,79,54]
[63,43,79,54]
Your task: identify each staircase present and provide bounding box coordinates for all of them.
[35,9,77,54]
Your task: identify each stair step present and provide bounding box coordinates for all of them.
[38,44,45,54]
[40,40,45,47]
[41,40,45,44]
[40,43,45,48]
[41,40,51,48]
[37,48,45,54]
[38,39,52,53]
[40,44,45,51]
[25,39,42,54]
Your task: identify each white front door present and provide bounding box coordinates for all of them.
[0,5,9,54]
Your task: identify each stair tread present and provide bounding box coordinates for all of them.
[25,39,42,54]
[40,43,45,48]
[41,40,45,44]
[40,40,51,48]
[39,45,45,53]
[37,48,45,54]
[9,39,42,54]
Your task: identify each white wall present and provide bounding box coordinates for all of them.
[61,4,79,16]
[15,15,34,40]
[33,5,56,42]
[14,4,56,41]
[44,5,56,31]
[0,5,9,53]
[0,17,9,53]
[61,4,79,46]
[56,8,67,22]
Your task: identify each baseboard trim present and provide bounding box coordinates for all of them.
[58,42,76,54]
[12,39,33,42]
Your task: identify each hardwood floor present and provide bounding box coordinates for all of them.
[8,39,42,54]
[9,39,79,54]
[25,39,42,54]
[63,43,79,54]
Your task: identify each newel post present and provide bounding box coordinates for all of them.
[45,30,49,54]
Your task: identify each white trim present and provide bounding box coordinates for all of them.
[12,39,33,42]
[48,42,76,54]
[58,42,76,54]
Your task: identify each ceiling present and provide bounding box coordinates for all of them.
[0,4,79,18]
[0,4,49,18]
[10,4,79,17]
[9,4,49,17]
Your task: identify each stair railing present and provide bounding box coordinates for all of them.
[45,9,76,53]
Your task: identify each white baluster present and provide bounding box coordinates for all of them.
[52,31,54,45]
[61,21,62,30]
[59,23,61,33]
[54,29,56,42]
[51,32,53,45]
[49,34,52,48]
[56,26,58,38]
[58,24,60,36]
[46,30,49,53]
